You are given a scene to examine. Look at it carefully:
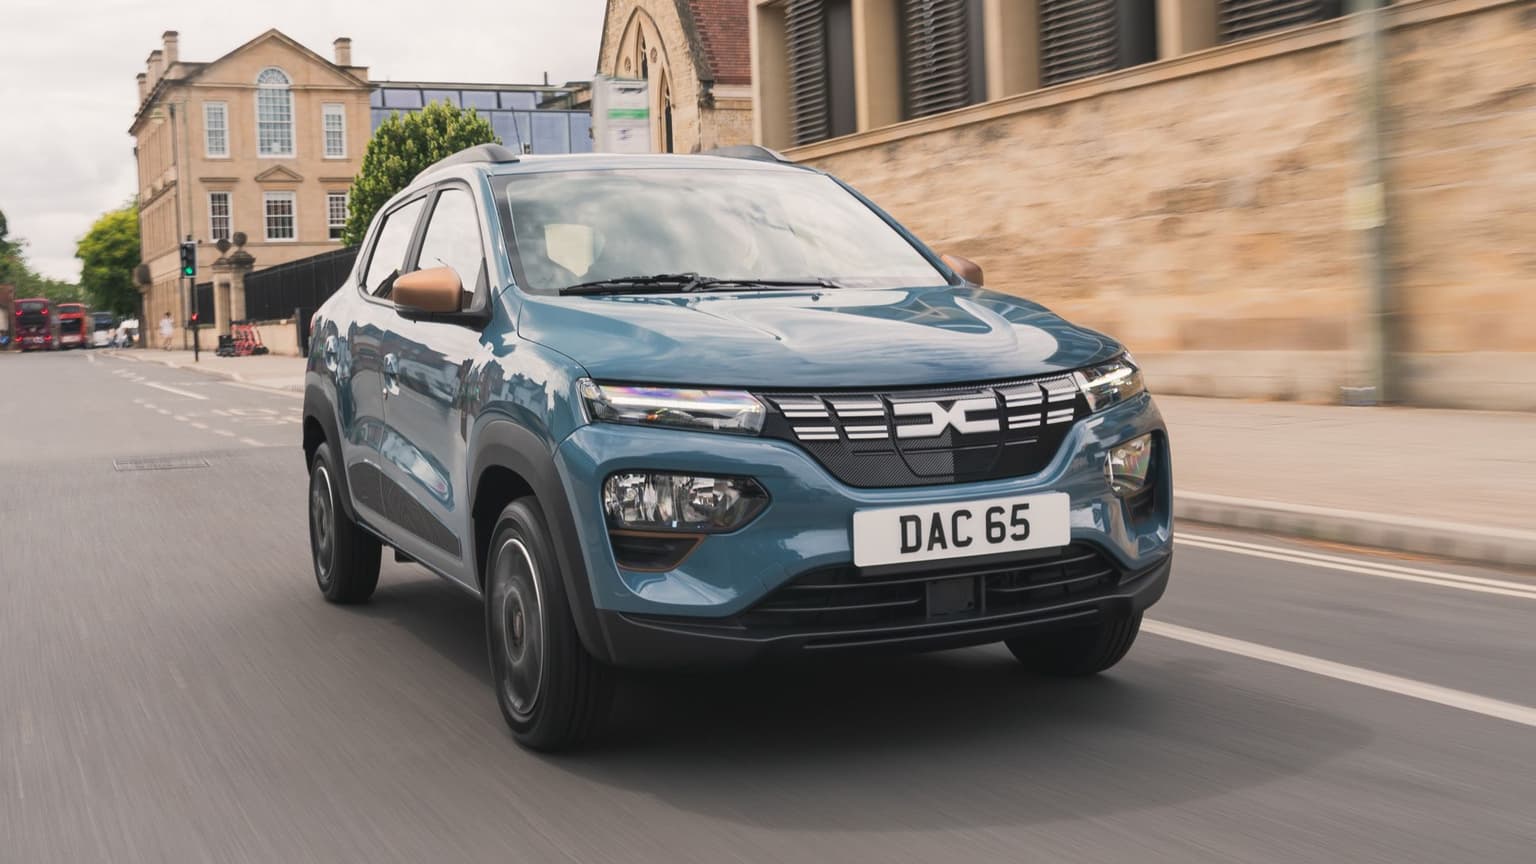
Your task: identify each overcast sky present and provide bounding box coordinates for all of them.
[0,0,606,282]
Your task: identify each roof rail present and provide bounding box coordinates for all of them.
[701,144,794,164]
[415,143,521,179]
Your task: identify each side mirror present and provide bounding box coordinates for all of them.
[941,254,984,286]
[393,267,462,314]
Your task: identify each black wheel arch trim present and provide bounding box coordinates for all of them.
[470,419,613,664]
[303,384,360,523]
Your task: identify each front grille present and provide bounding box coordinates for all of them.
[738,544,1119,633]
[757,375,1087,488]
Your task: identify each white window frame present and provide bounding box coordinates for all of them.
[326,191,349,241]
[322,103,347,159]
[203,102,229,158]
[208,190,232,241]
[255,67,295,159]
[263,191,297,242]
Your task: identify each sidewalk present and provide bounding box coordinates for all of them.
[115,349,1535,567]
[107,348,304,393]
[1159,396,1536,567]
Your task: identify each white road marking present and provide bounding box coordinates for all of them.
[215,430,236,437]
[86,353,97,365]
[1177,532,1536,600]
[222,381,303,399]
[143,382,208,400]
[1144,619,1536,728]
[238,438,266,447]
[156,409,171,416]
[190,422,208,430]
[173,416,189,423]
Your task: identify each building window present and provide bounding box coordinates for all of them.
[786,0,857,146]
[1039,0,1157,87]
[208,191,232,241]
[1219,0,1342,43]
[901,0,987,119]
[322,103,347,158]
[326,192,348,240]
[256,67,295,157]
[204,102,228,157]
[264,191,296,241]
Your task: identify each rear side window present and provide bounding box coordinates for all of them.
[415,188,484,294]
[362,198,425,297]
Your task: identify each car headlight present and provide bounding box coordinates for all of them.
[602,472,769,533]
[579,379,765,435]
[1074,354,1146,412]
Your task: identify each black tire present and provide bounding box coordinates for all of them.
[1005,612,1142,677]
[484,498,613,751]
[307,444,381,604]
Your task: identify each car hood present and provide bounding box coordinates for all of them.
[517,285,1120,389]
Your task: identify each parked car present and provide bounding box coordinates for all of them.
[303,145,1172,750]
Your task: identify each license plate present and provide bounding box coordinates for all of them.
[852,492,1070,568]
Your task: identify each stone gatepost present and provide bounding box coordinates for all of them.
[226,232,255,325]
[210,239,233,335]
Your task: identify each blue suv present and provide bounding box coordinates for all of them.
[303,144,1172,750]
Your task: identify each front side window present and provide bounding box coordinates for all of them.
[263,191,296,241]
[415,188,484,292]
[502,169,946,294]
[209,191,231,241]
[204,102,228,157]
[256,67,294,156]
[326,192,348,240]
[322,103,346,158]
[362,198,426,296]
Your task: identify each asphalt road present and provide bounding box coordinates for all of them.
[3,349,1533,863]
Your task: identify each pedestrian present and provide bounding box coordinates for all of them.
[159,312,173,351]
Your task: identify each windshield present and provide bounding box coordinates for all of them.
[501,168,947,294]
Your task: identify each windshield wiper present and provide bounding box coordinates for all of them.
[682,277,845,292]
[560,274,846,296]
[559,273,703,296]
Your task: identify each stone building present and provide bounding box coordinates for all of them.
[597,0,754,152]
[130,29,371,344]
[748,0,1536,410]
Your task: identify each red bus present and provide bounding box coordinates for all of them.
[15,298,52,351]
[56,302,89,350]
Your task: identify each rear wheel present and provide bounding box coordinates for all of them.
[308,444,380,604]
[485,498,613,751]
[1006,612,1142,676]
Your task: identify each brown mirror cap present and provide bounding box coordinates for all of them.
[393,267,463,314]
[941,254,984,286]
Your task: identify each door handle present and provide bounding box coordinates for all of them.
[382,353,400,397]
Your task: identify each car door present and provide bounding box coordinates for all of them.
[377,183,490,586]
[339,194,428,526]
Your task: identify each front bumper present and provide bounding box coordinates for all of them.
[554,392,1172,667]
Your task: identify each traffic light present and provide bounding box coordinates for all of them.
[179,241,196,278]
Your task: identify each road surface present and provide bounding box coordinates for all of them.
[2,350,1532,862]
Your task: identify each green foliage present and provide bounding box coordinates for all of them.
[343,101,499,246]
[76,203,142,316]
[0,205,86,304]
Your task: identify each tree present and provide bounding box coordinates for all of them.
[342,101,499,246]
[0,206,85,303]
[76,203,142,316]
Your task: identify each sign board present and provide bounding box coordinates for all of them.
[592,75,652,154]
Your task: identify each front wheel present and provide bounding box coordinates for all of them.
[485,498,613,751]
[308,444,381,603]
[1005,612,1142,676]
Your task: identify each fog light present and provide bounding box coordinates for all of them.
[603,472,768,532]
[1106,434,1155,496]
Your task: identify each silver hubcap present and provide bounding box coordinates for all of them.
[309,465,335,584]
[492,538,545,720]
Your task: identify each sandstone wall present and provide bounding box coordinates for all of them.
[788,0,1536,408]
